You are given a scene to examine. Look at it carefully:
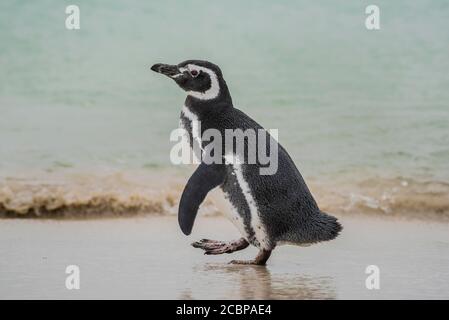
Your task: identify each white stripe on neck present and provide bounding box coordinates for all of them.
[185,64,220,101]
[181,105,203,163]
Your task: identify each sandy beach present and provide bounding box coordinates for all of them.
[0,214,448,299]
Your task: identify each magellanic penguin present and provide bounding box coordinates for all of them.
[151,60,342,265]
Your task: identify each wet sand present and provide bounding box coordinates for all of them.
[0,215,448,299]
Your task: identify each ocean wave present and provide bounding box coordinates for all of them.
[310,176,449,221]
[0,171,223,218]
[0,171,448,220]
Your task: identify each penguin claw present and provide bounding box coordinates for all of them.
[191,240,203,247]
[192,238,250,255]
[203,245,233,255]
[200,239,224,244]
[191,240,224,250]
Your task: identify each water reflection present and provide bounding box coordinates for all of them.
[187,263,336,299]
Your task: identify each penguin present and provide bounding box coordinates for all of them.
[151,60,342,265]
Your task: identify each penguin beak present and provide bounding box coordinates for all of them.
[151,63,182,78]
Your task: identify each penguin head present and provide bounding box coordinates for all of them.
[151,60,231,103]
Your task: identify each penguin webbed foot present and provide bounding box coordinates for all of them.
[229,249,272,266]
[191,238,249,255]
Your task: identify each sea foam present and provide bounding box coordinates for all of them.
[1,170,448,221]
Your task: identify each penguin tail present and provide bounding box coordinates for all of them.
[314,211,343,242]
[279,211,343,245]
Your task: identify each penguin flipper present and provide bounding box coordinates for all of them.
[178,163,225,235]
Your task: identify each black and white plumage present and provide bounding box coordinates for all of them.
[151,60,342,265]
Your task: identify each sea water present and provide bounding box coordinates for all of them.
[0,1,448,217]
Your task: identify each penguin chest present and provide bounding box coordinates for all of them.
[221,163,272,250]
[221,188,251,242]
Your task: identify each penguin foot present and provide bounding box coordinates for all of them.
[191,238,249,255]
[229,249,272,266]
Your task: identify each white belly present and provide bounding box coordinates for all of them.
[222,191,250,241]
[223,155,271,250]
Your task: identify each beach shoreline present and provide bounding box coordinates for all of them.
[1,169,449,221]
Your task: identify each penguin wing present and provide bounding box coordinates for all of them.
[178,163,226,235]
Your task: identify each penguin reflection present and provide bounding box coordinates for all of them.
[196,264,336,299]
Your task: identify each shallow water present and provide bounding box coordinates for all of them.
[0,216,448,299]
[0,1,448,217]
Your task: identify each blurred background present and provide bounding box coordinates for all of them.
[0,0,448,218]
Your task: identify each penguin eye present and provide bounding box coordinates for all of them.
[190,69,199,77]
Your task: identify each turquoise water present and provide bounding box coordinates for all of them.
[0,1,448,216]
